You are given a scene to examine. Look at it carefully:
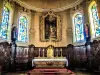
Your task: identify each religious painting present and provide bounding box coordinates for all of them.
[40,11,61,42]
[45,15,57,40]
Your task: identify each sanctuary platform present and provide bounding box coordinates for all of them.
[27,68,75,75]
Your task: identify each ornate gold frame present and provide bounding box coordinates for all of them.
[40,11,62,42]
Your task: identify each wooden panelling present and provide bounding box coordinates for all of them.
[0,42,11,71]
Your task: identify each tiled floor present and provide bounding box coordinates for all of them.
[2,72,27,75]
[4,72,99,75]
[74,71,99,75]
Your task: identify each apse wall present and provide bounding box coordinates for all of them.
[1,0,100,47]
[11,3,73,47]
[0,0,73,47]
[29,11,73,47]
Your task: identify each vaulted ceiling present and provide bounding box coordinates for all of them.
[13,0,83,12]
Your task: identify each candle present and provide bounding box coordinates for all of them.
[38,48,40,57]
[43,49,44,57]
[56,48,58,57]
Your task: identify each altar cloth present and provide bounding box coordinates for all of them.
[32,58,68,67]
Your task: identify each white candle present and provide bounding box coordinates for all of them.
[56,48,58,57]
[38,48,40,57]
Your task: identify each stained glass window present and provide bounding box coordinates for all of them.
[0,6,9,39]
[89,1,100,38]
[18,16,28,42]
[74,13,84,42]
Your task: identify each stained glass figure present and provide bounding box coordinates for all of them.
[91,2,100,37]
[18,16,28,42]
[0,6,9,39]
[74,14,84,42]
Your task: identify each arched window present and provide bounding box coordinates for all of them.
[0,6,9,39]
[89,1,100,38]
[73,13,84,42]
[18,16,28,42]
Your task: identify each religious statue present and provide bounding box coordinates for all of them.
[11,24,17,68]
[11,24,17,43]
[85,23,91,44]
[47,45,54,58]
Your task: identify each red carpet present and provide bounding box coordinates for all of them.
[27,68,75,75]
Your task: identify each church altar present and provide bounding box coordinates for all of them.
[32,57,68,68]
[32,45,68,68]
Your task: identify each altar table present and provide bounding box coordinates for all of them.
[32,57,68,68]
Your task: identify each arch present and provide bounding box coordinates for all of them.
[18,16,28,42]
[0,6,10,39]
[73,12,85,42]
[88,1,100,38]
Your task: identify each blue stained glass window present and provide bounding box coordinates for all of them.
[91,3,100,37]
[0,6,9,39]
[18,16,28,42]
[74,14,84,42]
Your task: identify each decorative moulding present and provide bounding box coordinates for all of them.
[66,27,73,35]
[29,28,36,36]
[13,0,83,12]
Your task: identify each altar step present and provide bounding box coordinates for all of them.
[27,68,75,75]
[35,65,66,68]
[36,67,65,68]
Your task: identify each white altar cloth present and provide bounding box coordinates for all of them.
[32,58,68,67]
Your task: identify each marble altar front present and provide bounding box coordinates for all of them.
[32,57,68,68]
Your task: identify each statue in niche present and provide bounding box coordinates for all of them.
[45,15,57,40]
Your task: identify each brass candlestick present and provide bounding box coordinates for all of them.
[60,48,62,57]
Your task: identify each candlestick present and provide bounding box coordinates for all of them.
[43,49,44,57]
[38,48,40,57]
[60,48,62,57]
[56,48,58,57]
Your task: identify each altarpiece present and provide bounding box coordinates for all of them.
[40,11,62,42]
